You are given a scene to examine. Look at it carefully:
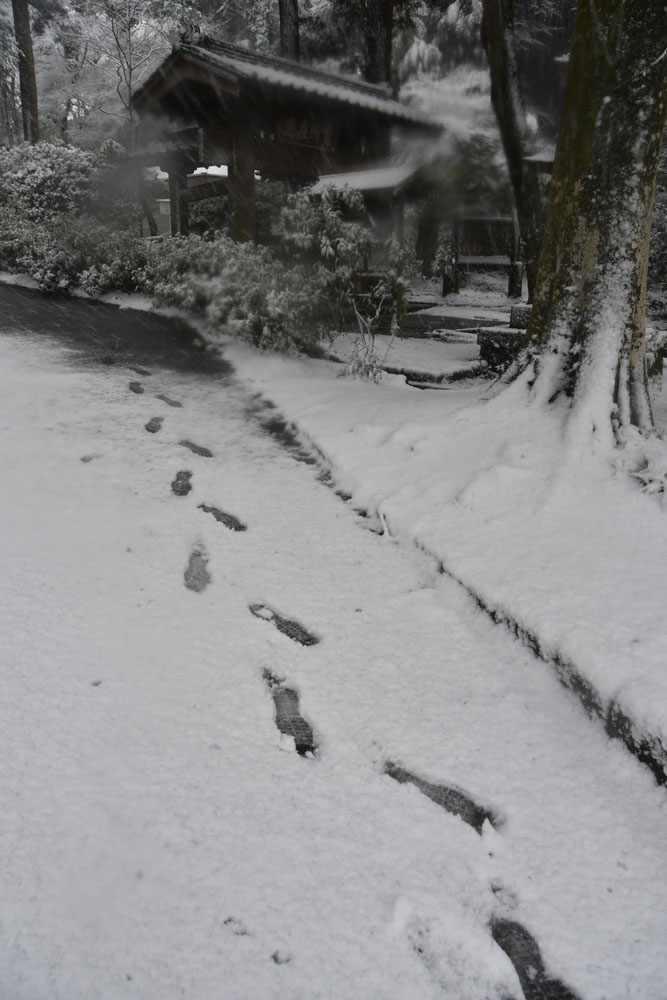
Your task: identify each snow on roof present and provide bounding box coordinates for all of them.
[193,164,228,176]
[142,37,441,130]
[310,164,421,196]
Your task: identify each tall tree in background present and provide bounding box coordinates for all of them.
[519,0,667,442]
[11,0,39,140]
[0,0,20,143]
[278,0,299,60]
[513,0,575,139]
[481,0,544,300]
[364,0,393,84]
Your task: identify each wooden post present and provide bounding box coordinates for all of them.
[168,162,189,236]
[231,140,256,243]
[392,196,405,244]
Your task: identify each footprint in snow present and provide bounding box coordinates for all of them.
[180,439,213,458]
[171,470,192,496]
[199,503,247,532]
[184,546,211,593]
[249,604,319,646]
[128,381,144,394]
[263,669,318,757]
[490,919,581,1000]
[384,762,500,835]
[145,417,163,433]
[157,394,182,408]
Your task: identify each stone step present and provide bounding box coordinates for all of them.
[401,309,511,336]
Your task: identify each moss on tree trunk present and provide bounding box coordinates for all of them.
[524,0,667,437]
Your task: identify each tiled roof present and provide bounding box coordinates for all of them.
[135,37,441,131]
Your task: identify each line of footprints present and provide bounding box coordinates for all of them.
[122,373,581,999]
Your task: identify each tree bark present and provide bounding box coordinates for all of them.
[279,0,300,61]
[523,0,667,438]
[11,0,39,143]
[364,0,393,86]
[482,0,544,300]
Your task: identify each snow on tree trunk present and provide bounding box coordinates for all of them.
[279,0,300,61]
[11,0,38,143]
[481,0,545,301]
[524,0,667,442]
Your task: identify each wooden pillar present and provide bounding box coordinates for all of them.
[392,197,405,243]
[231,140,256,243]
[168,162,189,236]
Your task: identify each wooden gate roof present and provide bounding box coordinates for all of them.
[132,37,441,132]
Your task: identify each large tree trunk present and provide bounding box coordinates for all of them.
[364,0,393,86]
[482,0,544,301]
[279,0,300,61]
[11,0,38,143]
[522,0,667,439]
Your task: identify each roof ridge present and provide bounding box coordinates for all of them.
[181,36,396,100]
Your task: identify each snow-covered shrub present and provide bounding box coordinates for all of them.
[0,139,138,229]
[12,216,145,294]
[255,179,287,244]
[188,196,230,236]
[0,206,31,271]
[280,185,405,371]
[0,142,97,221]
[78,230,150,295]
[144,233,324,352]
[0,199,148,294]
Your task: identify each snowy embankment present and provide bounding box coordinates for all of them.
[224,341,667,781]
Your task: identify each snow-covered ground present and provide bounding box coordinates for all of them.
[225,328,667,772]
[327,329,482,378]
[2,316,667,1000]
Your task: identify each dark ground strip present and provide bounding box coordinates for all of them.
[129,381,144,394]
[246,396,319,466]
[263,669,317,756]
[171,470,193,496]
[384,762,499,834]
[249,603,320,646]
[145,417,163,433]
[490,919,581,1000]
[260,414,318,464]
[157,394,183,407]
[199,503,247,531]
[180,439,213,457]
[0,284,230,376]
